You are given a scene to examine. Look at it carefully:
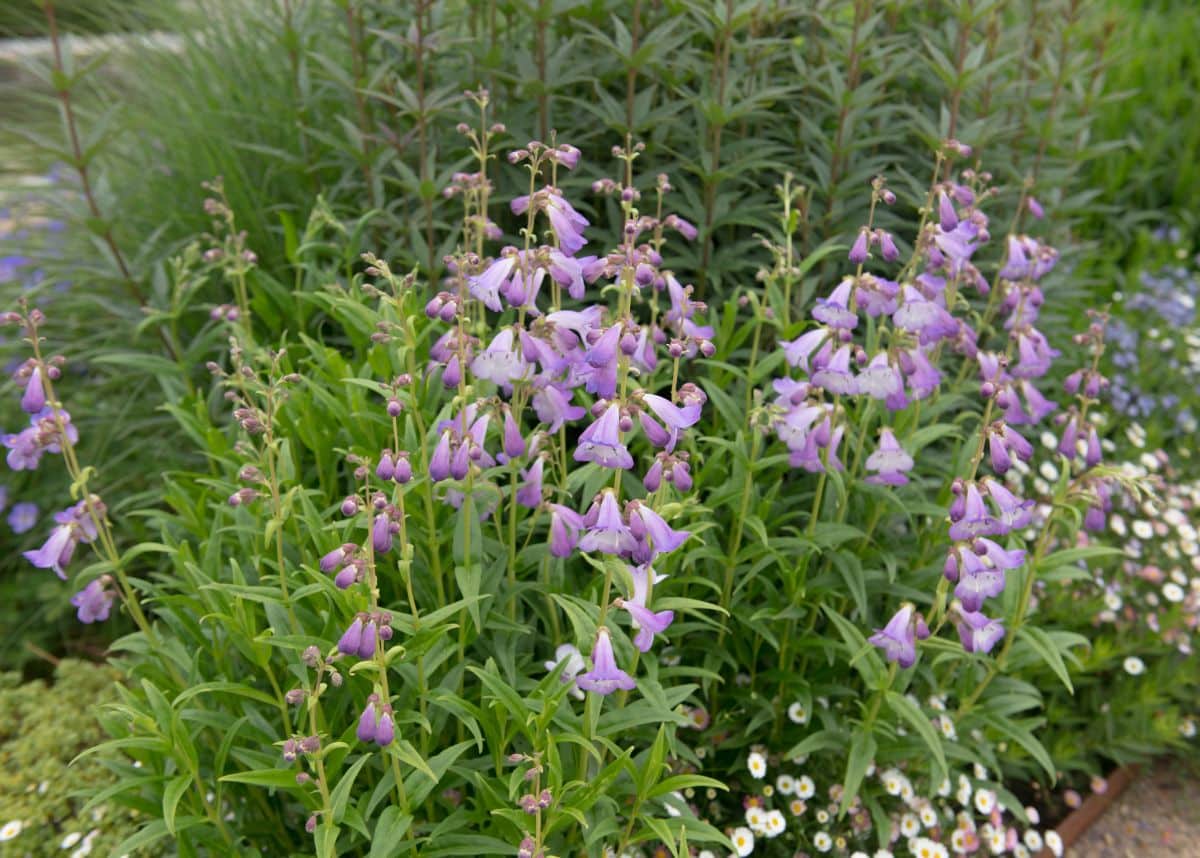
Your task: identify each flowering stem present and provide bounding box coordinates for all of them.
[717,428,761,646]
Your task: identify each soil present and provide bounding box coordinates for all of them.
[1066,761,1200,857]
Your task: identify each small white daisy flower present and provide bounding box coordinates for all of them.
[61,832,83,849]
[1023,830,1043,851]
[974,789,996,815]
[764,809,786,838]
[787,701,809,724]
[797,774,815,799]
[901,813,921,837]
[732,826,755,857]
[1124,656,1146,675]
[747,751,767,779]
[813,831,832,852]
[0,821,21,841]
[1044,830,1063,856]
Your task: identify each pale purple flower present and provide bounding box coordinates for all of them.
[983,479,1033,531]
[864,428,914,486]
[578,492,636,555]
[954,609,1005,654]
[812,279,858,330]
[855,353,904,404]
[469,253,517,311]
[547,503,584,558]
[471,329,532,391]
[868,603,929,668]
[811,345,857,395]
[576,627,636,695]
[948,483,1001,540]
[20,366,46,414]
[615,597,674,652]
[532,381,585,432]
[7,501,36,534]
[626,500,689,559]
[517,457,545,508]
[574,404,633,470]
[848,229,870,265]
[71,579,114,624]
[781,329,827,372]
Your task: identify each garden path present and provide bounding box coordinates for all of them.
[1067,762,1200,857]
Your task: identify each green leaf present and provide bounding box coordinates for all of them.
[1014,626,1075,693]
[330,754,372,823]
[839,729,877,816]
[219,768,301,789]
[885,691,947,780]
[162,772,191,835]
[368,808,414,858]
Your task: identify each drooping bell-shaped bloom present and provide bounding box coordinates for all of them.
[471,329,532,392]
[469,253,518,311]
[938,192,959,232]
[547,503,584,558]
[429,432,453,482]
[71,579,114,624]
[24,502,96,580]
[813,279,858,330]
[954,609,1005,654]
[578,491,636,555]
[893,285,958,345]
[983,479,1033,532]
[848,230,870,265]
[20,366,46,414]
[337,617,365,656]
[856,353,905,404]
[544,643,586,700]
[532,381,585,433]
[574,404,633,470]
[781,329,828,372]
[576,627,636,695]
[357,701,379,743]
[855,274,900,317]
[544,193,589,255]
[319,543,356,573]
[615,597,675,653]
[811,345,857,395]
[948,483,1001,539]
[374,711,395,746]
[372,512,394,555]
[1084,426,1102,468]
[626,501,690,560]
[954,556,1006,613]
[868,604,929,668]
[502,409,526,460]
[865,428,914,486]
[516,457,545,509]
[358,619,379,659]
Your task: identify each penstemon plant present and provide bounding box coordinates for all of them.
[16,80,1178,858]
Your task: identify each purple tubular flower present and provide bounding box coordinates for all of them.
[878,230,899,262]
[1085,426,1102,468]
[469,254,517,311]
[948,483,1001,539]
[503,409,526,459]
[394,453,412,484]
[357,619,378,659]
[643,458,663,492]
[811,345,858,395]
[982,479,1033,532]
[8,501,37,534]
[545,194,589,255]
[472,329,532,391]
[576,627,636,695]
[319,544,353,573]
[357,702,378,743]
[372,513,393,554]
[574,404,633,470]
[955,610,1005,654]
[548,503,584,558]
[334,563,359,589]
[893,286,958,345]
[848,229,870,265]
[578,491,636,555]
[532,382,585,432]
[641,393,702,431]
[954,558,1005,612]
[516,457,545,508]
[868,604,928,669]
[627,501,690,557]
[856,353,904,403]
[376,452,395,481]
[938,191,959,231]
[813,280,858,330]
[71,579,114,623]
[24,523,78,579]
[430,432,452,482]
[21,367,46,414]
[781,329,828,372]
[375,711,395,746]
[864,428,914,486]
[616,598,675,652]
[337,618,365,656]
